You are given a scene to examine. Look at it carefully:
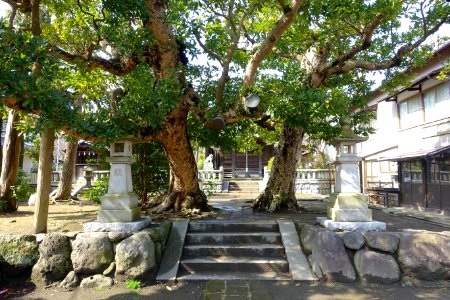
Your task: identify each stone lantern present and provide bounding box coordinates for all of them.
[317,124,386,231]
[84,140,151,232]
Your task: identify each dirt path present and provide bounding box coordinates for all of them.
[0,202,98,234]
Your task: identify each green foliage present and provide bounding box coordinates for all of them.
[132,142,169,204]
[125,279,142,290]
[11,169,33,202]
[83,176,109,205]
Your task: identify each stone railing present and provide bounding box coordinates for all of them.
[27,170,109,186]
[260,167,335,195]
[92,170,109,181]
[28,171,62,185]
[198,167,224,193]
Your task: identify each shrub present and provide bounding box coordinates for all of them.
[11,169,33,202]
[83,176,109,204]
[125,279,142,290]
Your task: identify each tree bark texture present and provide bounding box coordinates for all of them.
[155,117,207,212]
[253,125,304,212]
[33,127,55,233]
[53,139,78,200]
[0,111,22,212]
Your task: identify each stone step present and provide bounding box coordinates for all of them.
[228,186,260,192]
[182,244,286,258]
[185,232,282,245]
[176,271,291,281]
[180,257,289,273]
[188,221,279,233]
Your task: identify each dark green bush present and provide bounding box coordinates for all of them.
[84,176,109,204]
[11,169,33,202]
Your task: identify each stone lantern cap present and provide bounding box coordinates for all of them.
[331,121,368,146]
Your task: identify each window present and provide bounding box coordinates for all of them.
[424,83,450,122]
[399,95,423,128]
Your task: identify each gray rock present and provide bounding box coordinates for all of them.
[155,221,172,246]
[83,217,151,232]
[0,234,39,277]
[115,232,156,282]
[103,262,116,276]
[354,249,400,284]
[71,233,113,275]
[300,224,325,254]
[307,254,323,280]
[342,231,365,250]
[311,230,356,282]
[31,233,73,287]
[141,228,160,242]
[59,271,79,288]
[398,232,450,280]
[80,274,114,288]
[364,232,399,253]
[108,232,133,243]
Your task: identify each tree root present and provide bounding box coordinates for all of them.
[153,190,208,213]
[253,192,299,213]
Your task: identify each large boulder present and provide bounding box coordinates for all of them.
[342,231,365,250]
[398,232,450,280]
[364,232,399,253]
[115,232,156,282]
[311,230,356,282]
[108,232,133,243]
[354,249,400,284]
[71,233,113,275]
[300,224,325,254]
[0,234,39,277]
[31,233,73,287]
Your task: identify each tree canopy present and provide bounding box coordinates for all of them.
[0,0,448,211]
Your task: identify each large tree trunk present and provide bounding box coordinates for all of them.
[155,118,208,212]
[53,139,78,200]
[33,127,55,233]
[0,111,22,212]
[253,125,304,212]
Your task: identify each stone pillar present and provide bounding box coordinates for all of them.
[97,141,140,223]
[317,128,386,231]
[328,140,372,222]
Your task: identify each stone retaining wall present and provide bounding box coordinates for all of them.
[0,221,171,288]
[297,223,450,284]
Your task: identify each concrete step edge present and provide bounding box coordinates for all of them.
[186,232,281,236]
[176,272,292,281]
[183,244,285,249]
[181,258,288,264]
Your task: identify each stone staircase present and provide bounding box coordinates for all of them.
[176,221,291,280]
[227,179,260,194]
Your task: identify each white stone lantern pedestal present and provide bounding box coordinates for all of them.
[84,141,151,232]
[317,129,386,231]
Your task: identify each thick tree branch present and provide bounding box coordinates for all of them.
[194,32,223,65]
[317,13,383,75]
[243,0,304,87]
[30,0,41,36]
[216,4,254,104]
[51,46,139,75]
[8,4,17,29]
[1,0,31,13]
[325,16,449,75]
